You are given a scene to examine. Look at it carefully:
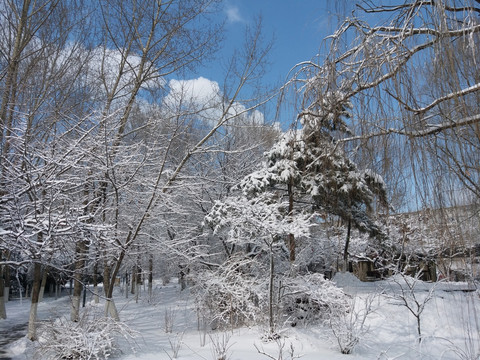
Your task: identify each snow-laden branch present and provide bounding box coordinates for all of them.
[368,24,480,38]
[357,1,480,15]
[407,82,480,114]
[350,39,436,97]
[409,113,480,137]
[162,91,277,191]
[339,113,480,142]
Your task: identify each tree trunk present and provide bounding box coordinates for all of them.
[131,265,136,295]
[0,264,6,319]
[343,219,352,272]
[105,298,120,321]
[287,181,295,262]
[4,263,10,302]
[38,267,48,302]
[103,259,111,298]
[135,279,139,303]
[148,255,153,299]
[93,260,99,304]
[27,262,42,341]
[104,248,126,321]
[71,293,81,322]
[125,271,128,299]
[268,243,275,334]
[417,316,422,343]
[135,264,141,303]
[71,241,87,321]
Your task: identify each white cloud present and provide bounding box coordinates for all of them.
[164,76,266,126]
[225,5,244,23]
[71,45,164,109]
[167,77,221,107]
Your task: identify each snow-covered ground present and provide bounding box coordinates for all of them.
[2,274,479,359]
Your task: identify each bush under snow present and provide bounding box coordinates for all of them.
[35,305,137,359]
[193,256,267,330]
[279,273,349,327]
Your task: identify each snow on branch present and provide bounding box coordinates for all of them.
[340,113,480,142]
[370,23,480,37]
[407,82,480,114]
[350,39,436,96]
[357,1,480,15]
[408,113,480,137]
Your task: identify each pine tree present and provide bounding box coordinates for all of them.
[239,90,388,261]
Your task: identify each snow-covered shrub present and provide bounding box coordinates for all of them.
[209,332,233,360]
[35,307,136,359]
[197,312,208,347]
[164,306,177,333]
[167,331,184,359]
[254,337,301,359]
[279,273,349,327]
[329,293,379,354]
[193,255,267,330]
[384,272,437,344]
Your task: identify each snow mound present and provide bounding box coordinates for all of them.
[7,337,28,357]
[332,271,361,288]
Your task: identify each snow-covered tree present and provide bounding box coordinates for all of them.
[204,192,311,332]
[0,0,275,341]
[0,0,98,335]
[285,0,480,275]
[286,0,479,212]
[240,91,388,267]
[200,85,387,324]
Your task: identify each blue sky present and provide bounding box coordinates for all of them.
[167,1,360,130]
[225,1,334,82]
[201,1,348,85]
[190,1,354,128]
